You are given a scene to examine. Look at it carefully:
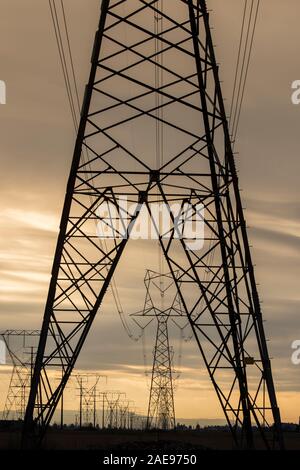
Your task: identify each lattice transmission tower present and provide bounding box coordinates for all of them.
[23,0,283,449]
[73,372,106,427]
[1,330,39,421]
[132,270,187,430]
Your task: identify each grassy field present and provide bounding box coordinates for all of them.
[1,428,300,451]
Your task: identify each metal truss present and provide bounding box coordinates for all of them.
[132,270,186,430]
[74,373,102,427]
[1,330,39,420]
[23,0,283,449]
[100,391,126,428]
[98,391,139,429]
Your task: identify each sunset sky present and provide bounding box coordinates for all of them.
[0,0,299,424]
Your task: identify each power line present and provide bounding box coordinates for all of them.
[228,0,248,128]
[48,0,78,130]
[229,0,261,145]
[232,0,260,144]
[230,0,255,136]
[60,0,81,113]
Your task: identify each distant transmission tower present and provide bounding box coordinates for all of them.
[73,373,106,427]
[133,270,186,430]
[23,0,283,449]
[101,391,126,429]
[148,313,175,430]
[1,330,39,420]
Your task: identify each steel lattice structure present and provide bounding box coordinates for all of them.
[133,270,186,430]
[102,391,126,428]
[23,0,283,449]
[73,373,107,427]
[1,330,39,421]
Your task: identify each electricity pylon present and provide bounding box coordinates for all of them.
[74,373,106,427]
[23,0,283,449]
[1,330,39,421]
[132,270,187,430]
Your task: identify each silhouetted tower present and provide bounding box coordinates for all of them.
[148,316,175,430]
[73,373,106,427]
[1,330,39,421]
[132,270,185,429]
[23,0,283,449]
[101,391,126,429]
